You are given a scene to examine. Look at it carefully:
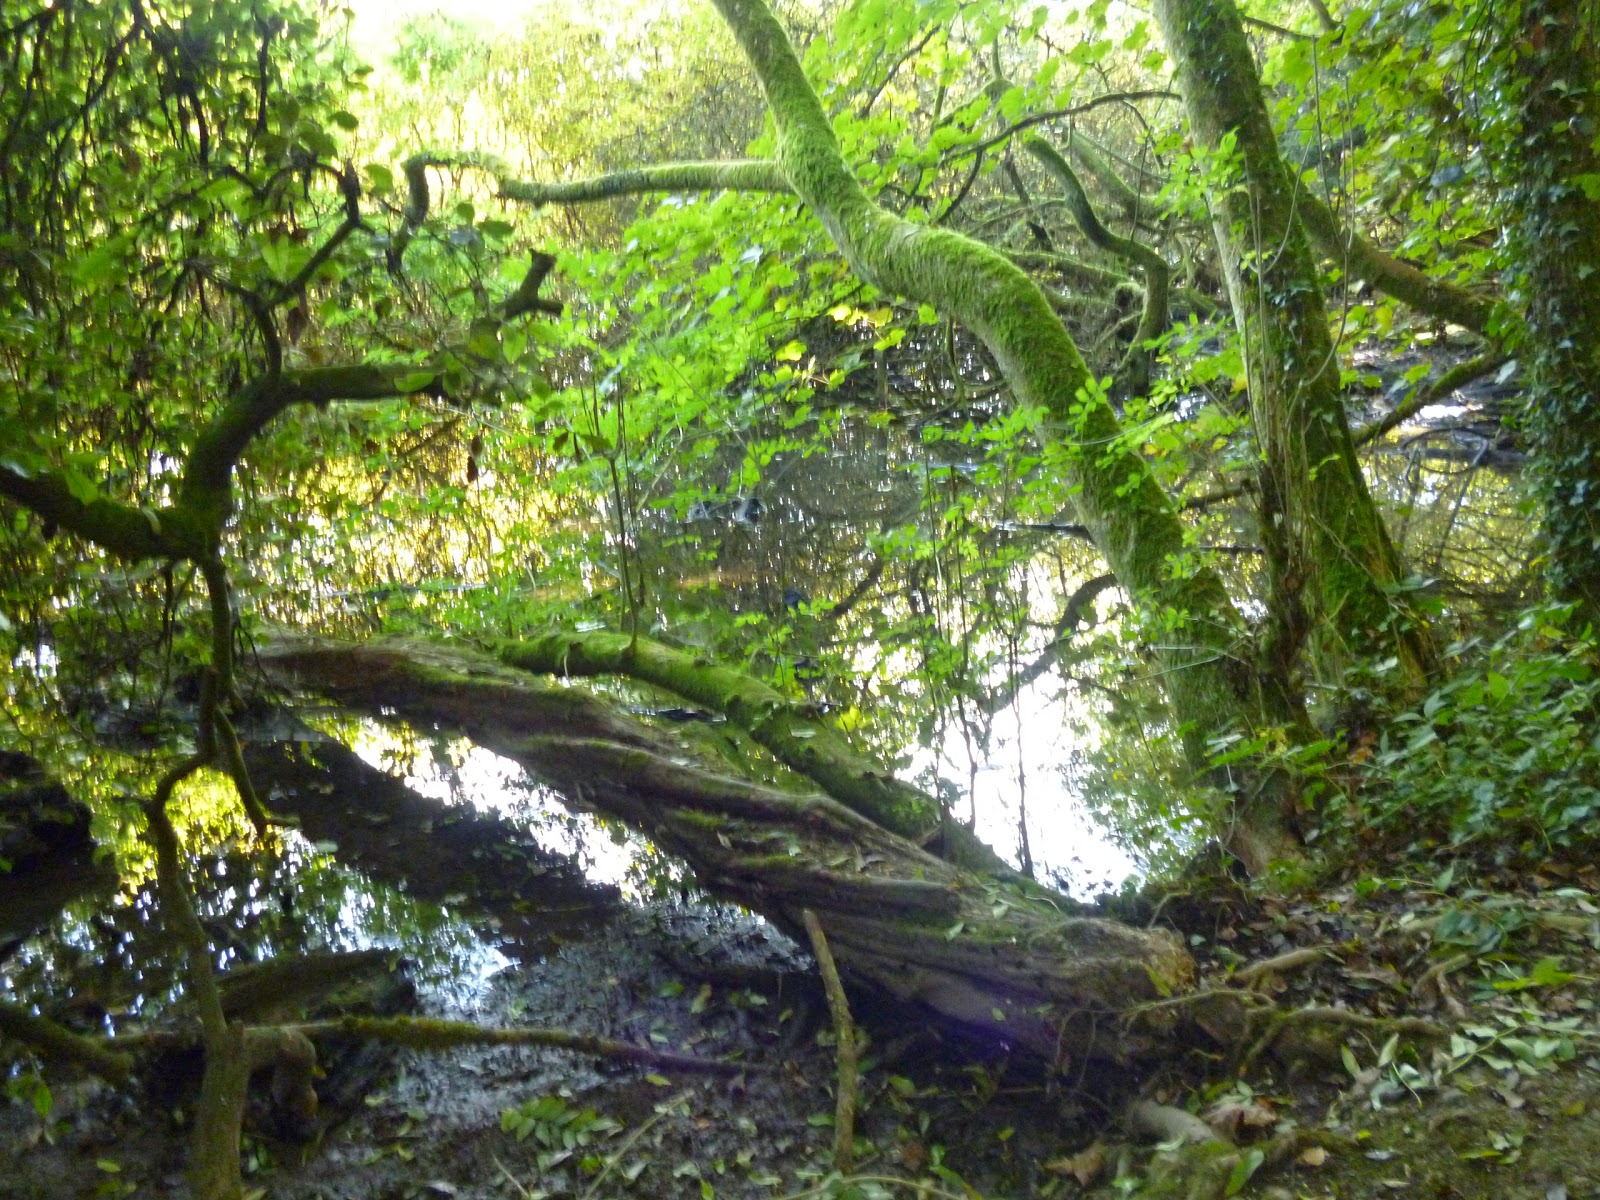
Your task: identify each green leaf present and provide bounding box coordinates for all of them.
[1224,1148,1264,1196]
[63,469,100,505]
[71,235,131,284]
[1528,956,1577,987]
[1340,1044,1361,1078]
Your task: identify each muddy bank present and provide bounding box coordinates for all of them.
[0,898,1115,1199]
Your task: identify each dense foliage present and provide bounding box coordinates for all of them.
[1,0,1597,1192]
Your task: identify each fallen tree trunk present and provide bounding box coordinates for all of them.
[494,629,1016,879]
[261,635,1197,1069]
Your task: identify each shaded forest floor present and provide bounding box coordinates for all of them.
[3,839,1599,1200]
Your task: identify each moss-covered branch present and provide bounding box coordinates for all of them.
[1003,247,1132,292]
[495,629,1013,877]
[1351,353,1508,448]
[1025,135,1170,393]
[502,159,788,204]
[0,996,134,1083]
[0,463,207,561]
[1296,188,1497,334]
[262,634,1199,1068]
[406,150,790,211]
[1066,131,1162,221]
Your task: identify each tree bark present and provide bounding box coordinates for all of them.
[1295,189,1496,334]
[1152,0,1438,692]
[495,629,1018,880]
[261,635,1198,1069]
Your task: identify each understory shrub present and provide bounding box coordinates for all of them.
[1350,605,1600,857]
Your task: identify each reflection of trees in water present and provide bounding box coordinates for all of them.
[2,842,483,1039]
[599,320,1539,870]
[1370,449,1534,614]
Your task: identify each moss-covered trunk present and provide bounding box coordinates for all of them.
[263,635,1197,1068]
[710,0,1303,869]
[1505,0,1600,624]
[1152,0,1437,692]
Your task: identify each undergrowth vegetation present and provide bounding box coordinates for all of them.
[1338,605,1600,863]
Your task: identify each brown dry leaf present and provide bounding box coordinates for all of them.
[897,1139,929,1173]
[1298,1145,1329,1167]
[1204,1099,1279,1139]
[1044,1140,1108,1186]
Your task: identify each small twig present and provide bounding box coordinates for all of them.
[1241,13,1315,38]
[803,908,859,1174]
[581,1088,694,1200]
[492,1153,535,1200]
[1239,1003,1448,1074]
[1415,953,1472,1020]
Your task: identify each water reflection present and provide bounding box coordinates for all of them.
[235,332,1535,913]
[346,720,675,898]
[1,836,502,1035]
[911,665,1141,897]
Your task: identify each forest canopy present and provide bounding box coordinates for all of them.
[1,0,1599,1196]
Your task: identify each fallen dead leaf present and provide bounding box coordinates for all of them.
[1205,1098,1279,1139]
[1044,1140,1108,1186]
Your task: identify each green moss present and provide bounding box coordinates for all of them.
[1153,0,1436,691]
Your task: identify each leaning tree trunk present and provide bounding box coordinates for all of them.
[1152,0,1437,693]
[701,0,1300,871]
[262,635,1197,1069]
[1503,0,1600,626]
